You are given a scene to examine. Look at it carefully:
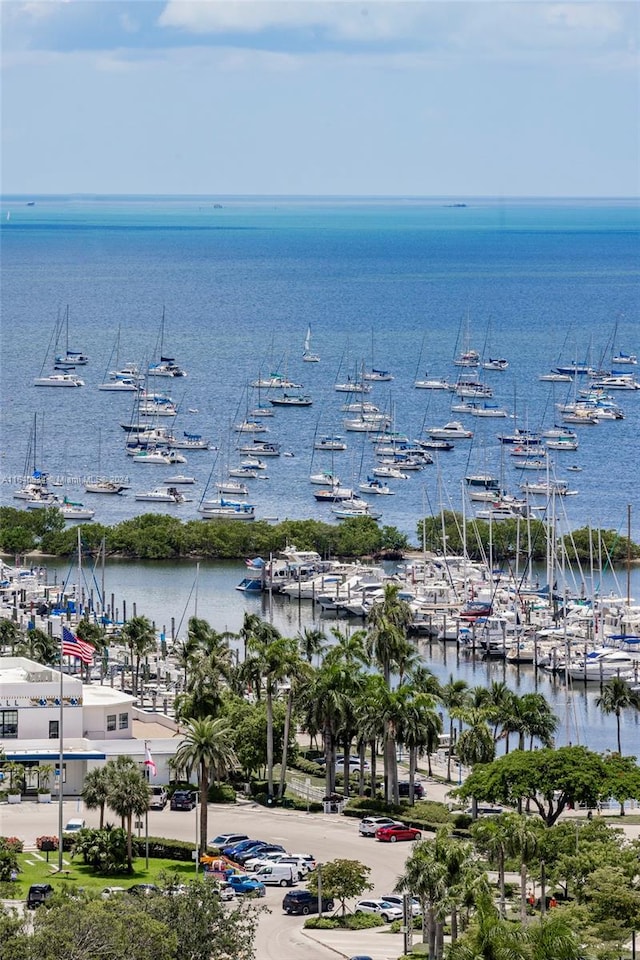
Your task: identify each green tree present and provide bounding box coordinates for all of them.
[17,627,59,665]
[306,858,373,917]
[595,677,640,756]
[105,757,150,871]
[440,675,470,782]
[81,766,111,828]
[120,615,156,698]
[394,837,447,957]
[72,825,129,873]
[0,619,23,655]
[471,815,513,918]
[173,717,237,856]
[457,746,609,827]
[502,812,543,923]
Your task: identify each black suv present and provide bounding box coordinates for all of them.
[170,789,197,811]
[398,781,425,799]
[27,883,54,909]
[282,889,334,916]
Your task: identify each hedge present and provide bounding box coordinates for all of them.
[133,836,199,861]
[304,912,385,930]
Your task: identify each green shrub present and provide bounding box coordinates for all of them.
[304,913,384,930]
[452,813,473,830]
[289,757,323,777]
[132,836,199,862]
[390,916,422,933]
[303,917,339,929]
[207,783,236,804]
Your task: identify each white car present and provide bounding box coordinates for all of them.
[244,851,289,872]
[380,894,422,917]
[217,882,236,902]
[64,818,86,833]
[358,816,402,838]
[276,855,315,880]
[355,899,404,923]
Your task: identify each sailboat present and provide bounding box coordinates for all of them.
[148,307,187,378]
[363,328,393,381]
[85,430,129,494]
[302,325,320,362]
[99,327,140,392]
[54,306,89,366]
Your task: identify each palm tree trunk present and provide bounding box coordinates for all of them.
[369,739,377,797]
[358,740,366,797]
[498,848,506,918]
[100,801,105,830]
[324,725,333,797]
[278,688,294,799]
[342,736,350,798]
[428,905,436,960]
[435,920,444,959]
[409,745,416,804]
[616,709,622,755]
[447,720,454,781]
[199,761,208,856]
[520,861,528,924]
[266,684,274,799]
[126,812,133,872]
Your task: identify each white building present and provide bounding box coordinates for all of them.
[0,657,182,796]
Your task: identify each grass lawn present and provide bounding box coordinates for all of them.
[4,852,199,900]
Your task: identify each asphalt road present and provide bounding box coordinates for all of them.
[3,798,422,960]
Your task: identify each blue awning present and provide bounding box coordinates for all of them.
[6,751,106,762]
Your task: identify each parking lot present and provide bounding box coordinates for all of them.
[2,797,428,960]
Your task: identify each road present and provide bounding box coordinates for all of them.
[2,797,424,960]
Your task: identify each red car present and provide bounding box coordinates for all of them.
[375,823,422,843]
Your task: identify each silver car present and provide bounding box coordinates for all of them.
[358,816,402,837]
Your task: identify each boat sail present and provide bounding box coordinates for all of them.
[54,306,89,367]
[302,325,320,362]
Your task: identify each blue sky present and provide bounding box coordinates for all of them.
[1,1,638,196]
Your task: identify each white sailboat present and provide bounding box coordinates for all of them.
[54,306,89,366]
[302,325,320,362]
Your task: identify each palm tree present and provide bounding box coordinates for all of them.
[503,811,543,923]
[446,891,525,960]
[595,676,640,755]
[307,662,346,797]
[366,583,414,802]
[173,717,237,856]
[440,675,470,782]
[397,687,441,803]
[456,707,495,772]
[277,645,311,800]
[471,815,512,918]
[394,838,447,957]
[82,766,111,829]
[296,627,327,665]
[105,758,150,872]
[120,615,156,698]
[17,627,58,665]
[0,618,23,655]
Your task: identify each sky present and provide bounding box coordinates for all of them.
[1,0,639,196]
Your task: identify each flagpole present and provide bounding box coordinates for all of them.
[57,626,64,871]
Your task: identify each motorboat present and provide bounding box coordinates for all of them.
[334,378,371,394]
[199,499,255,521]
[331,498,382,520]
[234,420,269,433]
[216,479,249,496]
[414,376,450,390]
[270,393,313,407]
[539,371,573,382]
[250,374,302,389]
[567,648,637,682]
[314,485,354,503]
[363,368,394,382]
[589,374,640,390]
[465,474,501,490]
[165,474,196,484]
[60,498,95,520]
[98,374,140,392]
[166,432,210,450]
[85,479,128,494]
[453,349,480,367]
[427,421,473,440]
[314,436,347,451]
[134,486,187,503]
[372,465,409,480]
[132,450,186,465]
[482,357,509,371]
[358,477,394,496]
[468,403,509,418]
[545,438,579,451]
[238,441,280,457]
[310,471,341,486]
[34,372,84,387]
[139,399,177,417]
[148,358,187,377]
[519,480,577,496]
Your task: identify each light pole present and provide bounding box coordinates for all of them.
[316,863,322,915]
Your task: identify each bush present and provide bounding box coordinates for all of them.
[452,813,473,830]
[390,916,423,933]
[207,783,236,804]
[289,757,323,778]
[304,913,384,930]
[1,837,24,854]
[133,836,198,862]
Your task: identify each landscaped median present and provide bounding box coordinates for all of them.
[342,796,472,834]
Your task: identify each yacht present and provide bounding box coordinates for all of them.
[85,479,128,495]
[314,436,347,451]
[567,648,637,682]
[358,477,394,495]
[33,372,84,387]
[198,499,255,521]
[427,421,473,440]
[134,486,187,503]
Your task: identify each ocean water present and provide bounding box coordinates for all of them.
[1,195,639,542]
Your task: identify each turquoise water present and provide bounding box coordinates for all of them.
[1,195,639,540]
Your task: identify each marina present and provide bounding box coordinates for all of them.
[1,197,638,543]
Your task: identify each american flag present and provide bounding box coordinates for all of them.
[61,625,95,665]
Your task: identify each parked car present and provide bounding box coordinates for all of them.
[101,886,126,898]
[64,818,86,833]
[253,863,297,887]
[127,884,160,896]
[244,851,290,872]
[282,889,334,915]
[222,838,266,858]
[398,781,425,800]
[27,883,54,909]
[379,894,422,916]
[275,855,315,880]
[465,805,504,817]
[216,881,236,902]
[358,816,402,837]
[235,842,286,865]
[210,833,249,848]
[149,786,168,810]
[354,899,404,923]
[170,789,196,811]
[375,823,422,843]
[226,874,266,897]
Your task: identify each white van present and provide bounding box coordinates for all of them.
[253,863,297,887]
